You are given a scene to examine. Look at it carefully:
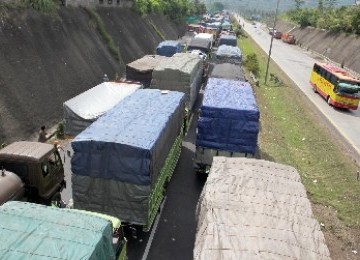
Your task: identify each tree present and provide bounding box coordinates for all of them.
[326,0,337,9]
[294,0,305,9]
[211,2,224,13]
[318,0,324,11]
[192,0,206,16]
[351,7,360,34]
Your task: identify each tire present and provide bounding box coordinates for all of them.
[312,85,317,93]
[327,96,332,106]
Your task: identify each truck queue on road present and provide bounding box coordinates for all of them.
[0,11,331,260]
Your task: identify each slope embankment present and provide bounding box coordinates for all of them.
[0,6,183,144]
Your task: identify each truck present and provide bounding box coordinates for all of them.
[0,201,127,260]
[281,32,296,44]
[156,40,183,57]
[0,141,66,205]
[194,157,331,260]
[194,77,260,173]
[150,52,204,112]
[63,81,142,137]
[214,45,242,65]
[71,89,186,231]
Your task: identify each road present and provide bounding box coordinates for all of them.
[236,15,360,157]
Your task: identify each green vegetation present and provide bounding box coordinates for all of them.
[22,0,58,12]
[132,0,206,22]
[55,121,65,139]
[0,1,27,18]
[239,35,360,227]
[84,8,120,61]
[0,0,59,15]
[149,21,165,41]
[285,5,360,34]
[207,1,224,14]
[243,53,260,76]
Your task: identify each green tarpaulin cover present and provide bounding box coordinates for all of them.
[0,201,115,260]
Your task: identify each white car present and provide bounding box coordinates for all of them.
[188,50,207,61]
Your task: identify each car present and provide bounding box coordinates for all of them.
[274,31,282,39]
[188,49,208,61]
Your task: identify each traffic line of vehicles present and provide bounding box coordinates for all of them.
[268,27,296,44]
[0,142,127,259]
[0,11,337,259]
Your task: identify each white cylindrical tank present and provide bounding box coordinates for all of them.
[0,170,25,205]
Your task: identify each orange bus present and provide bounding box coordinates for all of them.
[310,62,360,110]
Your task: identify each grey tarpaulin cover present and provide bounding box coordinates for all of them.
[215,45,242,64]
[218,34,237,47]
[71,89,185,224]
[126,55,168,87]
[63,81,142,136]
[196,77,259,154]
[150,53,203,110]
[194,157,331,260]
[187,37,212,54]
[209,63,246,81]
[0,201,115,259]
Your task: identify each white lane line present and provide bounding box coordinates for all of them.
[141,196,167,260]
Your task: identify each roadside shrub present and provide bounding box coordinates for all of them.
[243,53,260,76]
[56,121,65,139]
[85,8,120,61]
[23,0,58,12]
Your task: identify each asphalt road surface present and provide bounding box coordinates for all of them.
[236,15,360,157]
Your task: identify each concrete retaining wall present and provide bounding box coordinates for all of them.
[275,20,360,77]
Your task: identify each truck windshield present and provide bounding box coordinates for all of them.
[42,152,62,177]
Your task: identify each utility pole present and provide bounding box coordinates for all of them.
[265,0,280,84]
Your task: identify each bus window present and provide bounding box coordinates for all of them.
[330,75,337,85]
[314,64,320,73]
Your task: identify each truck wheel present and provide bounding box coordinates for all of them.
[312,85,317,93]
[49,192,62,207]
[327,96,332,106]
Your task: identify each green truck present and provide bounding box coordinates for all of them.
[0,201,127,260]
[71,89,185,231]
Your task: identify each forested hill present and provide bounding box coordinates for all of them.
[0,6,184,144]
[205,0,355,12]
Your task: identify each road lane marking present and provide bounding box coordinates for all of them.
[141,196,167,260]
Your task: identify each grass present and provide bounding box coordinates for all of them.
[239,35,360,227]
[85,8,120,61]
[148,20,165,41]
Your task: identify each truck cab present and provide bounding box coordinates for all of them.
[0,141,65,205]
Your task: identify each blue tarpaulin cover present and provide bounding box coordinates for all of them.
[216,45,242,59]
[71,89,185,186]
[156,40,182,57]
[196,78,259,154]
[0,201,115,260]
[215,45,242,64]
